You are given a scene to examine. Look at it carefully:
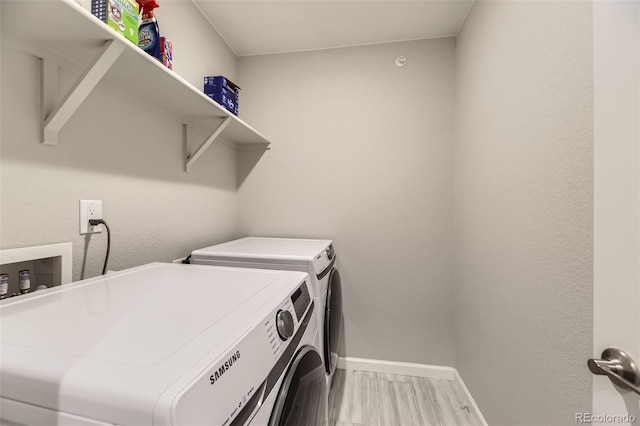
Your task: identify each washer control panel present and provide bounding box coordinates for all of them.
[290,281,311,321]
[263,281,311,359]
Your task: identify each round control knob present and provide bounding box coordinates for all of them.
[276,310,295,341]
[326,245,335,260]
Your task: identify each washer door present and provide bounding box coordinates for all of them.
[324,268,343,375]
[269,346,327,426]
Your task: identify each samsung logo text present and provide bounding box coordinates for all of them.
[210,351,241,385]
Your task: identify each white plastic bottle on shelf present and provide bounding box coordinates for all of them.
[0,274,8,299]
[19,270,31,294]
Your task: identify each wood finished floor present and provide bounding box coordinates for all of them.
[328,369,479,426]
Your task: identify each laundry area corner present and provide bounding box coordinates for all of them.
[0,0,632,425]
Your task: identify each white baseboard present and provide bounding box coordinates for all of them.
[454,370,489,426]
[337,356,455,380]
[337,357,488,426]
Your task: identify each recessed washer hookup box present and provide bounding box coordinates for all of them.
[91,0,139,46]
[204,76,241,116]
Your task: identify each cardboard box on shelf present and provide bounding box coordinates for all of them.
[204,76,240,116]
[160,37,173,70]
[91,0,139,45]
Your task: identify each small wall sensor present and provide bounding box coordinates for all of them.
[396,56,407,67]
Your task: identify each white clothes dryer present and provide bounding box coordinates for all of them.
[191,237,343,387]
[0,263,326,426]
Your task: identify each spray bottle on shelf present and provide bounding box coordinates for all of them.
[137,0,161,61]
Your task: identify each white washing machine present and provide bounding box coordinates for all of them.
[191,237,343,387]
[0,263,327,426]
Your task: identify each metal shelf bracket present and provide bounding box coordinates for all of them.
[184,116,232,172]
[40,39,125,145]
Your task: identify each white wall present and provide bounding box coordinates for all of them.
[0,1,239,280]
[593,1,640,419]
[454,1,593,425]
[154,2,236,89]
[238,39,456,366]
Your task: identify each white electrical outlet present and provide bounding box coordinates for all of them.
[79,200,103,235]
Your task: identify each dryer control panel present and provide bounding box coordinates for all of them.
[313,244,335,276]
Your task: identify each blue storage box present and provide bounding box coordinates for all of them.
[207,90,239,116]
[204,76,240,93]
[204,76,240,115]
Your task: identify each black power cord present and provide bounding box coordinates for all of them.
[89,219,111,275]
